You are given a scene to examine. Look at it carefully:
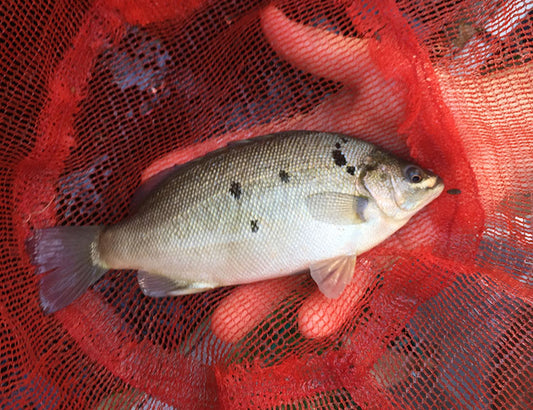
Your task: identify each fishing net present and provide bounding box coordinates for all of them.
[1,0,532,408]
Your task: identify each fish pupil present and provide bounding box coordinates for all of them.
[404,166,423,184]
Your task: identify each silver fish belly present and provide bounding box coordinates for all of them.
[28,131,444,313]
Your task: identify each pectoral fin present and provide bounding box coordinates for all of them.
[137,271,216,297]
[305,193,367,225]
[310,255,357,298]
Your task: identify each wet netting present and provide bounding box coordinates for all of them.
[1,0,532,408]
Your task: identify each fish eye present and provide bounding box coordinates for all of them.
[404,166,424,184]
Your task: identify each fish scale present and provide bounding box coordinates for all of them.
[28,131,444,313]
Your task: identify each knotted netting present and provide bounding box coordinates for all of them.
[1,0,531,408]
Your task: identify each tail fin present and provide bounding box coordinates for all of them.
[26,226,107,314]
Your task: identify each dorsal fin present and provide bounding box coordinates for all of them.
[226,138,255,147]
[130,164,184,210]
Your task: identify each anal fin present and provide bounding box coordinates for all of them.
[310,255,357,299]
[137,271,216,297]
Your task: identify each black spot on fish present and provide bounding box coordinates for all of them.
[250,219,259,233]
[341,137,348,144]
[230,181,242,199]
[279,170,290,183]
[335,142,341,149]
[346,166,355,175]
[332,150,347,167]
[447,188,461,195]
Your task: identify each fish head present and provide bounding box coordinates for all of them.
[360,152,444,220]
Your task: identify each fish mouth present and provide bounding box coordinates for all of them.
[428,175,444,190]
[419,176,445,207]
[431,176,445,194]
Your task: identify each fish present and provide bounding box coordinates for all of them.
[27,131,444,313]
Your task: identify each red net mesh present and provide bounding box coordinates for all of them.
[1,0,532,408]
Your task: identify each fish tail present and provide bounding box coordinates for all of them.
[26,226,107,314]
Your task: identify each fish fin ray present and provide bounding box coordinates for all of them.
[166,284,217,296]
[225,131,298,147]
[131,164,184,211]
[305,192,367,225]
[310,255,357,298]
[26,226,106,314]
[137,271,215,297]
[226,138,255,147]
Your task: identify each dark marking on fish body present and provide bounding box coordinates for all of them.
[230,181,242,199]
[332,150,347,167]
[447,188,461,195]
[335,142,341,149]
[340,137,348,144]
[279,169,290,183]
[346,166,355,175]
[251,220,259,233]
